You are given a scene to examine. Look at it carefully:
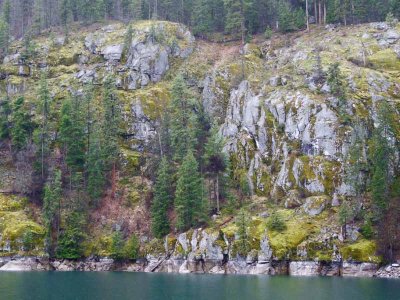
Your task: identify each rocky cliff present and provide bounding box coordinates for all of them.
[1,20,400,276]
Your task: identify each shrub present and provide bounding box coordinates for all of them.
[264,27,273,39]
[110,231,125,260]
[386,12,398,27]
[267,212,287,232]
[124,234,140,259]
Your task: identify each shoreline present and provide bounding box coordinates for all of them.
[0,256,399,278]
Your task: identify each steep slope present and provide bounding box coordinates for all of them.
[0,20,400,275]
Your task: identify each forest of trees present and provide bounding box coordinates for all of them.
[0,0,399,42]
[1,0,400,262]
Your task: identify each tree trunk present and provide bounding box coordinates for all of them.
[319,1,322,25]
[314,0,318,25]
[216,173,220,214]
[342,222,347,240]
[323,0,326,25]
[111,162,116,199]
[306,0,309,32]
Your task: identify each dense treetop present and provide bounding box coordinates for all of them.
[0,0,399,40]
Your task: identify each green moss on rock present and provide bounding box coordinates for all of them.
[340,239,381,263]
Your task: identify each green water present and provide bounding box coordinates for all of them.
[0,272,399,300]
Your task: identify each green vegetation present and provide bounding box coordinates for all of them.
[267,212,287,232]
[151,157,172,238]
[175,150,207,231]
[234,209,251,256]
[0,0,399,266]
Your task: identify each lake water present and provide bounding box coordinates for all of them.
[0,272,399,300]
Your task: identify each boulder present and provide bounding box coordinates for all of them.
[289,261,319,276]
[258,233,273,263]
[385,29,400,44]
[303,196,330,216]
[126,40,170,88]
[342,262,378,277]
[54,36,66,47]
[102,44,123,61]
[18,65,30,76]
[284,190,303,209]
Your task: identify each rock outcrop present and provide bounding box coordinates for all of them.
[1,20,400,275]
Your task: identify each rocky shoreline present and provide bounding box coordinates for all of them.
[0,256,399,278]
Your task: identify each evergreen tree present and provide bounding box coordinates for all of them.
[102,76,121,198]
[59,95,86,174]
[327,62,347,112]
[235,208,250,256]
[277,0,305,32]
[37,72,51,180]
[170,75,197,162]
[151,157,172,238]
[345,120,367,197]
[175,150,207,231]
[2,0,11,25]
[60,0,72,38]
[124,234,140,259]
[0,96,11,139]
[32,0,44,35]
[122,24,133,62]
[338,200,354,240]
[369,101,396,217]
[267,211,286,232]
[43,169,62,255]
[56,211,86,259]
[10,96,33,150]
[192,0,213,36]
[0,18,9,58]
[223,0,249,42]
[0,0,10,57]
[203,124,227,213]
[132,0,144,20]
[87,127,106,205]
[111,231,125,260]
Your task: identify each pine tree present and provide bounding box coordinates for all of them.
[345,120,367,197]
[122,24,133,62]
[338,200,354,240]
[56,211,86,259]
[132,0,144,20]
[0,0,10,57]
[175,150,206,231]
[170,75,197,162]
[0,96,11,139]
[278,1,293,32]
[60,0,72,38]
[267,211,286,232]
[111,231,125,260]
[327,62,347,112]
[203,124,227,213]
[43,169,62,255]
[151,157,172,238]
[124,234,140,259]
[87,127,106,205]
[235,208,250,256]
[192,0,213,36]
[2,0,11,24]
[32,0,44,35]
[0,18,9,57]
[223,0,247,42]
[59,95,86,175]
[102,76,121,198]
[10,96,33,150]
[369,101,395,217]
[36,72,51,180]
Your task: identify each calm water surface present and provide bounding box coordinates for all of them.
[0,272,399,300]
